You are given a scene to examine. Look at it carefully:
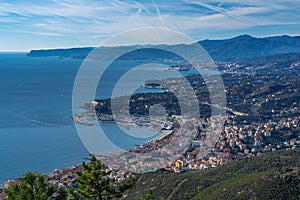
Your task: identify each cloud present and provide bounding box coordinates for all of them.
[185,1,258,25]
[13,30,65,37]
[0,0,299,50]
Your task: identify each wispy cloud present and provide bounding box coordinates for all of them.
[186,1,258,25]
[13,30,65,37]
[0,0,299,51]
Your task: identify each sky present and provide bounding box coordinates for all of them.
[0,0,299,51]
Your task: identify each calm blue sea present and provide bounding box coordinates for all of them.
[0,53,200,183]
[0,54,85,183]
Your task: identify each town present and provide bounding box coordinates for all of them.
[2,53,300,196]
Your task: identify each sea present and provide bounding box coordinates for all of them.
[0,53,203,183]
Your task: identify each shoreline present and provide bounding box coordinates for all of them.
[1,115,171,189]
[71,112,165,131]
[71,114,93,126]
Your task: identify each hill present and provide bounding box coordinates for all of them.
[27,35,300,62]
[123,149,300,200]
[199,35,300,61]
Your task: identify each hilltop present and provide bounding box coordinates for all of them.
[124,149,300,200]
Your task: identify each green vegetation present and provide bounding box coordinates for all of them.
[138,190,154,200]
[5,171,61,200]
[124,149,300,200]
[4,150,299,200]
[4,155,135,200]
[70,155,135,200]
[70,155,113,199]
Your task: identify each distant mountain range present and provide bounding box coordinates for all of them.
[27,35,300,62]
[199,34,300,61]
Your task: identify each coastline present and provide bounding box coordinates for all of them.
[71,115,93,126]
[0,113,171,190]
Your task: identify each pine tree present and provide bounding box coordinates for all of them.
[70,154,135,200]
[5,171,56,200]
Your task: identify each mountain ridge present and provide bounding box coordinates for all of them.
[198,34,300,61]
[27,35,300,62]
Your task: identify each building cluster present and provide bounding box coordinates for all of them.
[47,163,134,189]
[47,165,82,188]
[2,111,299,192]
[167,113,300,173]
